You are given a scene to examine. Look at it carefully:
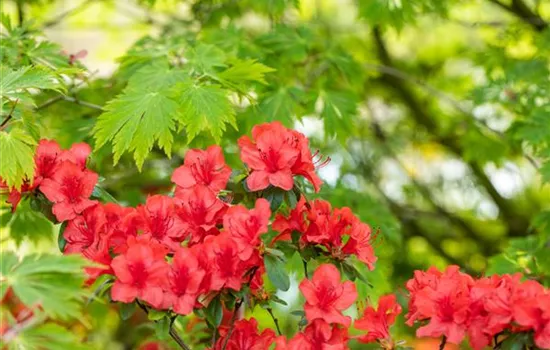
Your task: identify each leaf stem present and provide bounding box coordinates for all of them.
[0,99,19,131]
[266,307,282,335]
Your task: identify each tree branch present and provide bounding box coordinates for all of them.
[42,0,97,28]
[371,27,530,238]
[0,99,19,131]
[16,0,24,26]
[487,0,547,31]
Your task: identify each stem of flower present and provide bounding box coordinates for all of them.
[135,300,191,350]
[439,336,447,350]
[266,307,282,335]
[222,298,243,350]
[169,316,191,350]
[302,259,309,279]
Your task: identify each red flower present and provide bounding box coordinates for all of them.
[405,266,443,325]
[288,129,323,192]
[342,222,377,270]
[355,294,402,344]
[103,203,139,254]
[136,195,186,250]
[299,264,357,327]
[512,281,549,349]
[110,235,169,308]
[171,145,231,195]
[163,247,205,315]
[223,198,270,260]
[0,180,31,212]
[34,140,91,185]
[272,195,308,242]
[238,122,321,192]
[277,320,349,350]
[63,204,106,253]
[205,233,247,292]
[39,161,98,222]
[407,266,474,345]
[175,185,226,245]
[212,318,276,350]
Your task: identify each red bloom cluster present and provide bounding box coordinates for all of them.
[0,139,97,218]
[273,197,377,269]
[238,122,323,192]
[406,265,550,349]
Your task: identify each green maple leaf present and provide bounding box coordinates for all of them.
[320,90,357,141]
[0,128,36,189]
[1,252,89,320]
[176,82,236,142]
[218,59,275,86]
[93,62,184,169]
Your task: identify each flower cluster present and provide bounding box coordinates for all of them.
[0,122,377,323]
[273,197,377,269]
[406,265,550,349]
[4,122,548,350]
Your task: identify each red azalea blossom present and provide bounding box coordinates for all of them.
[39,161,98,222]
[34,140,91,185]
[63,204,108,254]
[205,232,247,292]
[136,195,186,251]
[299,263,357,327]
[273,198,376,270]
[110,235,169,308]
[276,320,349,350]
[223,198,270,260]
[272,195,308,242]
[171,145,231,195]
[238,121,322,192]
[212,318,276,350]
[355,294,402,344]
[175,185,226,245]
[103,203,139,254]
[163,247,205,315]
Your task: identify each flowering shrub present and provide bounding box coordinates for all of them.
[1,122,549,350]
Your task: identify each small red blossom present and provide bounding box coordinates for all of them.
[39,161,98,222]
[342,222,377,270]
[163,247,205,315]
[204,233,247,292]
[171,145,231,195]
[34,140,91,186]
[110,235,169,308]
[212,318,276,350]
[272,195,308,242]
[299,263,357,327]
[136,195,186,251]
[175,185,226,245]
[276,320,349,350]
[355,294,402,344]
[238,121,322,192]
[63,204,108,254]
[223,198,270,260]
[103,203,139,254]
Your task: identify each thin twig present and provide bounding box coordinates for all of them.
[135,300,191,350]
[169,317,191,350]
[222,299,243,350]
[42,0,97,28]
[266,307,282,335]
[302,260,309,279]
[16,0,24,26]
[439,335,447,350]
[487,0,547,32]
[0,99,19,131]
[62,96,103,111]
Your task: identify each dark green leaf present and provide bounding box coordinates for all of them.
[264,254,290,291]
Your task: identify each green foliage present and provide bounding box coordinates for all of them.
[0,129,36,189]
[264,251,291,292]
[4,323,92,350]
[0,199,55,246]
[0,252,90,320]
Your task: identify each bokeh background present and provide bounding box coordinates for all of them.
[1,0,550,349]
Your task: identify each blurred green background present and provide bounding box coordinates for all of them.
[1,0,550,349]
